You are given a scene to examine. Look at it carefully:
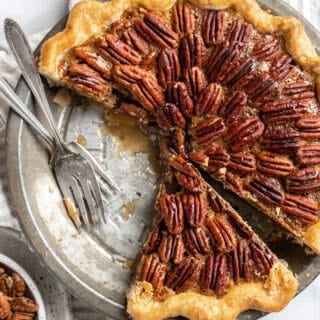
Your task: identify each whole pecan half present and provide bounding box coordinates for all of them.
[0,292,10,319]
[252,36,281,61]
[282,81,315,100]
[168,156,205,193]
[137,254,167,290]
[218,90,247,125]
[73,46,111,77]
[166,82,194,118]
[200,253,228,295]
[261,128,300,154]
[201,10,226,46]
[173,128,187,157]
[67,64,110,98]
[245,174,284,206]
[262,99,307,124]
[205,145,230,172]
[228,152,256,175]
[122,29,148,54]
[12,273,26,298]
[134,13,178,48]
[9,297,39,313]
[206,216,237,252]
[226,210,254,239]
[144,220,164,254]
[207,190,228,213]
[183,227,210,256]
[222,58,257,89]
[158,234,185,264]
[225,171,243,194]
[225,117,265,153]
[207,41,240,83]
[188,151,209,167]
[180,33,206,68]
[159,194,184,235]
[181,192,206,227]
[165,257,200,292]
[295,115,320,139]
[270,55,293,81]
[285,166,320,194]
[183,67,207,98]
[256,151,295,177]
[112,64,146,87]
[158,48,181,88]
[297,144,320,166]
[228,19,253,47]
[194,83,223,117]
[172,2,195,34]
[96,34,142,65]
[250,240,275,276]
[281,193,319,224]
[156,103,186,130]
[189,117,226,148]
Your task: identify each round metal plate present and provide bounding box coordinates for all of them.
[6,1,320,319]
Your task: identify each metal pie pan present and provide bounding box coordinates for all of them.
[6,0,320,319]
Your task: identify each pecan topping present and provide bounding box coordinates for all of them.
[262,99,307,124]
[112,64,146,87]
[225,172,243,194]
[189,117,226,148]
[245,174,284,206]
[96,34,142,65]
[201,253,228,294]
[252,37,281,61]
[256,151,294,177]
[9,297,39,313]
[207,190,228,213]
[297,144,320,166]
[166,82,194,118]
[120,102,150,124]
[180,33,206,69]
[228,19,253,47]
[188,151,209,167]
[225,117,265,153]
[173,128,187,157]
[218,90,247,125]
[12,274,25,298]
[205,145,230,172]
[172,2,195,34]
[231,240,253,283]
[183,67,206,98]
[282,81,315,100]
[132,77,165,112]
[207,41,240,83]
[222,58,256,89]
[181,192,206,227]
[195,83,223,117]
[183,227,210,256]
[206,217,237,252]
[270,55,293,81]
[158,234,185,264]
[285,166,320,194]
[282,194,319,224]
[156,103,186,130]
[296,115,320,139]
[0,292,10,319]
[165,257,200,292]
[261,129,300,154]
[122,29,148,54]
[228,152,256,175]
[73,46,111,77]
[202,10,226,46]
[159,194,184,235]
[250,240,275,276]
[144,220,163,254]
[245,74,277,103]
[68,64,110,97]
[226,210,254,239]
[158,49,181,88]
[168,156,205,193]
[138,254,167,290]
[134,13,178,48]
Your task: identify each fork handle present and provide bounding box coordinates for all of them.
[5,18,67,153]
[0,75,54,147]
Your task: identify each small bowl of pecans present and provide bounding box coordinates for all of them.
[0,253,45,320]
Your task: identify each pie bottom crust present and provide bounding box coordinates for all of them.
[127,262,297,320]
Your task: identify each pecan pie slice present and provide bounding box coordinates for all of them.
[38,0,320,318]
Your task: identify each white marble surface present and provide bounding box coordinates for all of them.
[0,0,319,319]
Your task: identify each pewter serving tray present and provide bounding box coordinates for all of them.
[6,1,320,319]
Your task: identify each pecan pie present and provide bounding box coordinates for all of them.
[37,0,320,318]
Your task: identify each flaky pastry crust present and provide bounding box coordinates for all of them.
[127,262,297,320]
